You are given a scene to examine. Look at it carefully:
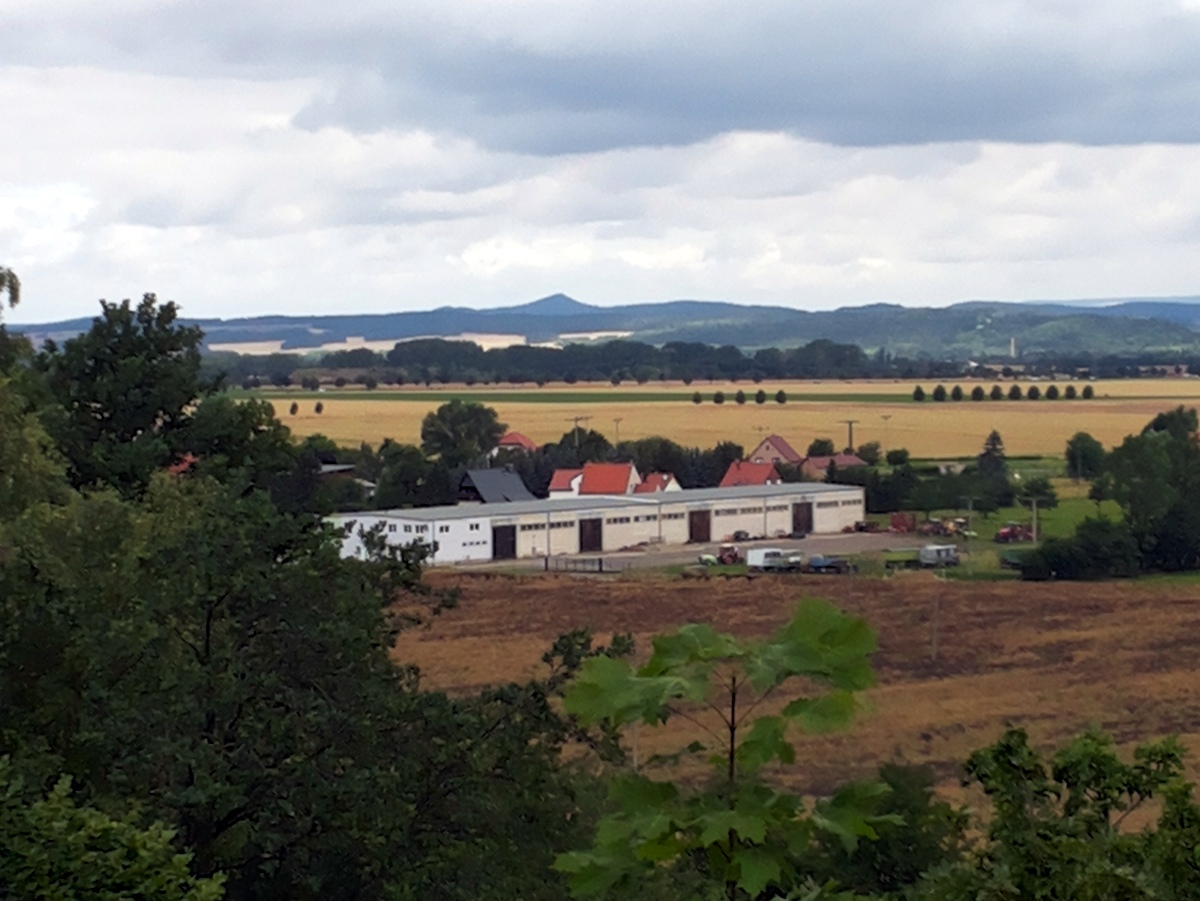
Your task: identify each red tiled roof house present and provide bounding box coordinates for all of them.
[747,434,803,465]
[719,461,782,488]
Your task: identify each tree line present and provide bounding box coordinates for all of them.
[209,337,971,388]
[913,382,1096,401]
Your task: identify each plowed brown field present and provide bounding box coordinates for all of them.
[399,572,1200,796]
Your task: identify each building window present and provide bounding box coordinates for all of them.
[817,501,838,509]
[404,525,412,533]
[469,523,480,532]
[388,524,396,533]
[439,525,450,533]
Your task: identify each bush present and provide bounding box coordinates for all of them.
[713,391,725,405]
[1021,518,1141,581]
[913,385,926,402]
[990,384,1004,400]
[1027,385,1041,400]
[1008,384,1023,400]
[364,376,378,390]
[1044,384,1059,400]
[315,402,324,415]
[735,390,746,405]
[932,384,947,402]
[856,441,882,466]
[775,389,787,404]
[288,401,299,416]
[1064,384,1077,399]
[1082,384,1095,399]
[885,448,910,466]
[971,386,986,401]
[755,389,766,405]
[692,391,702,405]
[807,438,836,456]
[951,385,964,401]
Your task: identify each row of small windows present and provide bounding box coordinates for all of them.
[840,500,860,507]
[605,516,632,525]
[816,501,839,509]
[388,524,428,534]
[520,522,575,532]
[714,509,739,517]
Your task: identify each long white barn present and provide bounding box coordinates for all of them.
[329,483,865,565]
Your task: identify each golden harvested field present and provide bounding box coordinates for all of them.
[278,378,1200,457]
[402,572,1200,797]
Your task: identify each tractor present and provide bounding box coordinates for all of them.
[698,544,742,566]
[994,522,1034,543]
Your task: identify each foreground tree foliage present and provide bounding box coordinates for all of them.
[0,293,621,900]
[0,758,224,901]
[556,600,894,899]
[913,728,1200,900]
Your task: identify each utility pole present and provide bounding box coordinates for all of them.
[613,417,623,444]
[839,419,860,453]
[881,414,892,453]
[565,415,592,448]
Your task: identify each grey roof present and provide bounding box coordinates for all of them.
[461,469,535,503]
[329,482,861,524]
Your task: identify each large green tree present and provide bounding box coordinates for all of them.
[420,400,506,468]
[36,294,213,494]
[1065,431,1105,480]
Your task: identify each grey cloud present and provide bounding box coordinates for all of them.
[5,1,1200,154]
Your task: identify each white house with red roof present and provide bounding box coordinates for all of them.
[549,462,645,498]
[634,472,681,493]
[492,431,540,456]
[747,434,803,465]
[719,460,782,488]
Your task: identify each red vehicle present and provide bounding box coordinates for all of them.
[994,522,1034,543]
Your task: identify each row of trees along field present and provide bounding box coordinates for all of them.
[913,383,1096,401]
[208,336,1200,391]
[8,282,1200,897]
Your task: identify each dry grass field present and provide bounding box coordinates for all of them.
[277,378,1200,457]
[400,571,1200,799]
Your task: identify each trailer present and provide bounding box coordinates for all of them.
[746,548,805,573]
[884,544,961,570]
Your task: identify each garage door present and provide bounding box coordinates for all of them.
[688,509,711,543]
[492,525,517,560]
[579,518,603,553]
[792,502,813,534]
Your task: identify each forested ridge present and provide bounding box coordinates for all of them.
[7,286,1200,899]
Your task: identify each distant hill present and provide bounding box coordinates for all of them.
[14,293,1200,359]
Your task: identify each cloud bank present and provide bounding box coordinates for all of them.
[4,1,1200,321]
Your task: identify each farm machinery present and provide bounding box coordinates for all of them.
[698,544,743,566]
[994,522,1034,543]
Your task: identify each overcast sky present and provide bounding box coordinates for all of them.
[6,0,1200,322]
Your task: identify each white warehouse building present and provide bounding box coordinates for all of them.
[328,483,865,565]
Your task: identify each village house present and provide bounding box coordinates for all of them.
[747,434,803,465]
[719,460,782,488]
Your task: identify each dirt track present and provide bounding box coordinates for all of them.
[397,571,1200,795]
